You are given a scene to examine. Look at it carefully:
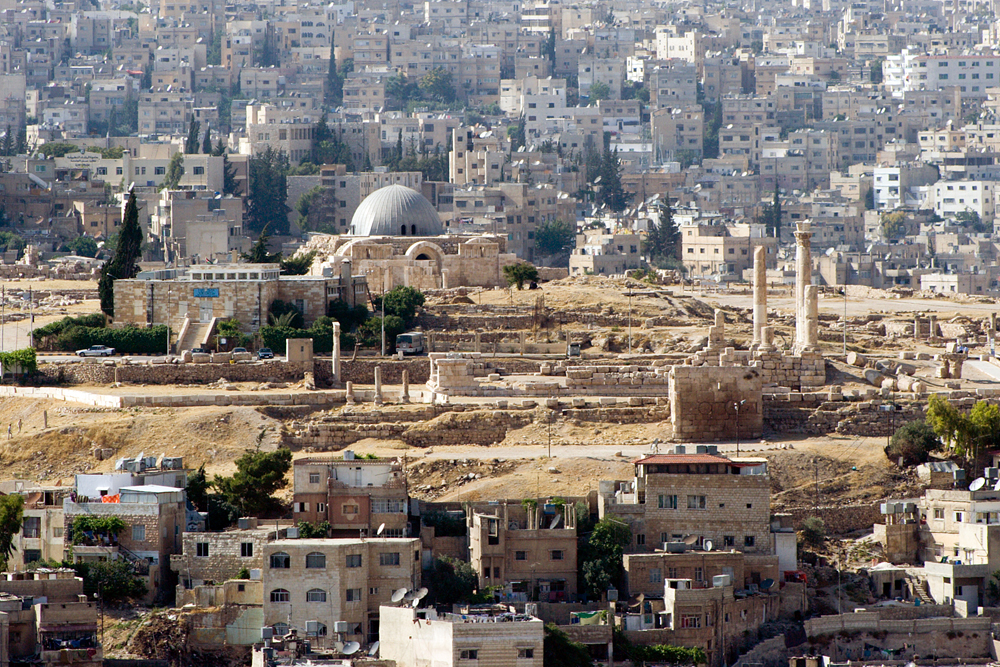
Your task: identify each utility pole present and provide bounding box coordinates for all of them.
[734,400,745,456]
[814,457,820,511]
[843,286,848,358]
[627,290,632,354]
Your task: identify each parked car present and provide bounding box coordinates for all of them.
[232,347,248,354]
[257,348,274,360]
[77,345,115,357]
[191,347,209,354]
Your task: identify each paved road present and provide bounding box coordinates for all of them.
[968,360,1000,382]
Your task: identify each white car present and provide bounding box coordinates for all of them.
[77,345,115,357]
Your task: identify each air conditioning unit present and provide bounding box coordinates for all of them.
[305,621,321,635]
[712,574,732,588]
[261,627,274,640]
[285,527,299,538]
[333,621,351,633]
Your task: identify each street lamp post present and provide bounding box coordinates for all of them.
[734,400,746,456]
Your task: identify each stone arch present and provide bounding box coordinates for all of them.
[405,241,445,267]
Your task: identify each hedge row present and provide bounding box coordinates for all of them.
[51,325,169,355]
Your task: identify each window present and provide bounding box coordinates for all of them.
[955,512,964,522]
[306,552,326,569]
[636,534,645,545]
[724,535,735,547]
[460,650,479,660]
[22,517,40,538]
[744,536,756,547]
[346,554,362,568]
[687,495,707,510]
[934,508,944,519]
[270,552,290,569]
[270,589,290,602]
[306,589,327,602]
[309,472,321,484]
[192,166,204,175]
[658,494,678,509]
[241,542,253,558]
[345,588,362,602]
[517,649,534,659]
[681,615,701,628]
[515,551,527,561]
[343,503,360,516]
[379,552,400,566]
[154,166,165,175]
[196,542,209,557]
[649,568,662,583]
[551,550,564,560]
[132,525,146,541]
[694,567,703,581]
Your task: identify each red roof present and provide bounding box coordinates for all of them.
[633,454,732,465]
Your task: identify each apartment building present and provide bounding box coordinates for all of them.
[599,451,776,557]
[0,484,67,570]
[649,62,698,108]
[468,501,578,602]
[319,167,424,231]
[651,107,705,161]
[291,453,410,539]
[380,604,544,667]
[679,222,777,279]
[569,232,642,276]
[449,126,504,186]
[263,537,421,643]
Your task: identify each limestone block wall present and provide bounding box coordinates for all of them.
[669,366,763,442]
[803,614,990,661]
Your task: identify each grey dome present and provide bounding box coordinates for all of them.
[349,184,444,237]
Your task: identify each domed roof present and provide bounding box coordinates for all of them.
[349,184,444,237]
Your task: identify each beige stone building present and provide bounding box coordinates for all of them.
[569,232,642,277]
[379,604,544,667]
[0,483,68,570]
[170,521,279,599]
[113,262,367,351]
[680,222,777,280]
[263,537,421,644]
[468,501,578,602]
[291,453,410,538]
[623,550,780,599]
[599,451,775,559]
[63,485,186,603]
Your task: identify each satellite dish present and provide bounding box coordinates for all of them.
[414,587,429,600]
[971,477,987,491]
[683,534,699,545]
[342,642,361,656]
[368,641,380,657]
[377,523,385,536]
[411,598,421,608]
[704,539,714,552]
[391,588,408,603]
[404,590,417,601]
[761,578,775,591]
[594,175,602,183]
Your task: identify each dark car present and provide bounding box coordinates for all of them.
[232,347,248,354]
[257,348,274,360]
[191,347,209,354]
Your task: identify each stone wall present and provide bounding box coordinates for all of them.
[803,613,990,662]
[732,635,787,667]
[669,365,763,442]
[783,503,882,536]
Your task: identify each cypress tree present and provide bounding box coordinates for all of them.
[98,188,143,316]
[202,123,212,155]
[185,117,200,154]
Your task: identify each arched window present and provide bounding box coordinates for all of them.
[411,224,417,235]
[305,552,326,569]
[270,588,290,602]
[306,588,327,602]
[269,552,290,569]
[272,623,289,636]
[401,224,407,235]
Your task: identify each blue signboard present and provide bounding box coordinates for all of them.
[193,288,220,298]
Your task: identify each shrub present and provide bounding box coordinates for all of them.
[886,420,941,467]
[53,325,169,354]
[503,262,539,290]
[801,517,826,547]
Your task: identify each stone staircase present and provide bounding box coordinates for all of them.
[907,573,934,604]
[177,321,211,352]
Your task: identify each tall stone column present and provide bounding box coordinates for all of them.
[804,285,820,350]
[401,369,410,403]
[794,222,813,350]
[332,322,341,384]
[374,366,383,406]
[753,246,767,346]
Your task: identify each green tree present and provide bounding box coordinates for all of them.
[419,67,455,103]
[268,299,304,329]
[588,81,611,103]
[956,209,990,233]
[67,236,99,258]
[886,420,941,467]
[325,36,344,107]
[801,517,825,547]
[535,219,576,256]
[36,143,80,158]
[161,152,184,190]
[243,229,282,264]
[503,263,539,290]
[768,185,782,239]
[212,447,293,517]
[597,148,627,213]
[1,125,12,157]
[222,153,239,195]
[378,286,425,323]
[207,28,222,66]
[644,199,680,263]
[871,58,884,84]
[202,123,212,155]
[81,559,146,602]
[187,465,209,512]
[544,624,593,667]
[880,210,907,240]
[864,187,875,210]
[508,115,526,151]
[0,495,24,571]
[425,556,479,605]
[98,188,143,316]
[579,518,632,599]
[246,147,290,235]
[297,520,331,538]
[280,250,317,276]
[185,117,201,154]
[703,101,722,159]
